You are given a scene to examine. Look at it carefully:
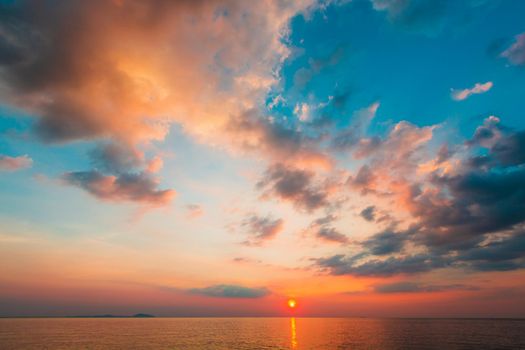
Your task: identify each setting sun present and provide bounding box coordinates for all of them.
[287,299,297,309]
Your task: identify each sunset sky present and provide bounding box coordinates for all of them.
[1,0,525,317]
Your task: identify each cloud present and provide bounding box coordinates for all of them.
[373,281,478,293]
[257,163,331,212]
[370,0,491,34]
[188,284,270,298]
[226,109,333,169]
[293,45,345,88]
[314,116,525,277]
[457,232,525,271]
[89,142,144,174]
[305,215,348,244]
[466,115,505,148]
[360,206,376,222]
[363,229,412,255]
[451,81,493,101]
[240,214,284,246]
[0,0,322,153]
[0,154,32,171]
[294,103,312,122]
[500,32,525,66]
[62,170,175,206]
[316,253,446,277]
[331,102,379,151]
[371,0,449,31]
[0,0,337,202]
[316,226,349,244]
[61,141,174,206]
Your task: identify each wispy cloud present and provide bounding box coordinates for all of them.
[0,154,32,172]
[451,82,493,101]
[240,214,284,246]
[501,32,525,66]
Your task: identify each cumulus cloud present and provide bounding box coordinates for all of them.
[451,81,493,101]
[0,154,32,171]
[257,163,342,212]
[316,116,525,276]
[227,109,333,169]
[0,0,336,207]
[240,214,284,246]
[62,141,174,205]
[0,0,322,153]
[188,284,270,298]
[501,32,525,66]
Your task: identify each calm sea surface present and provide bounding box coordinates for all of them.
[1,317,524,349]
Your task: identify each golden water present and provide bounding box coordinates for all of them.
[1,317,524,349]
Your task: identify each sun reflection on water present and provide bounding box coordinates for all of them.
[290,317,297,349]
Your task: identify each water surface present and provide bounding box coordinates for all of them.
[1,317,524,349]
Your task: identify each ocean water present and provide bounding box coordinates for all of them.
[1,317,524,349]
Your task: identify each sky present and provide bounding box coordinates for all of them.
[0,0,525,318]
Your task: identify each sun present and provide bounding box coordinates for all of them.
[287,299,297,309]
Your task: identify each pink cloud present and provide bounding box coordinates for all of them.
[0,155,32,171]
[451,81,493,101]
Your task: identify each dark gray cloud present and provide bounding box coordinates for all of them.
[240,214,284,246]
[457,232,525,271]
[360,206,376,222]
[188,284,270,298]
[317,226,349,244]
[306,214,349,244]
[316,253,446,277]
[62,170,175,206]
[373,281,478,294]
[363,229,412,255]
[0,0,114,142]
[489,131,525,167]
[257,164,329,212]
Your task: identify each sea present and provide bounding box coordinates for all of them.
[1,317,524,349]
